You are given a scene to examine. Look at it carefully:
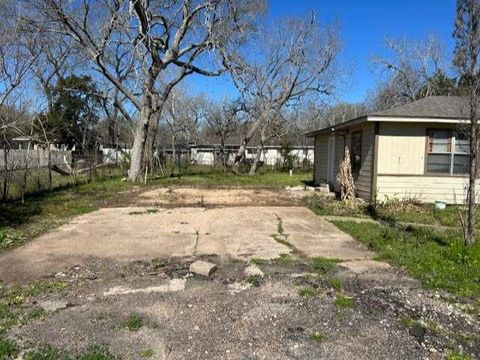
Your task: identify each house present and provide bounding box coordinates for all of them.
[189,144,314,167]
[307,96,476,204]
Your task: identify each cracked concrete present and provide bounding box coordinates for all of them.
[0,206,371,282]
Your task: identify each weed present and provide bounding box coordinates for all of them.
[310,258,339,274]
[250,257,269,266]
[152,258,166,269]
[334,295,355,309]
[0,229,24,250]
[327,278,343,291]
[124,313,143,331]
[140,349,154,358]
[24,345,61,360]
[299,287,317,297]
[0,338,19,359]
[247,275,262,287]
[309,331,326,342]
[78,345,117,360]
[26,280,68,297]
[447,351,473,360]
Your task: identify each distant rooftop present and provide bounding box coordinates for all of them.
[371,96,469,119]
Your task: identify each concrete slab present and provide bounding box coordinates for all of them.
[0,206,371,282]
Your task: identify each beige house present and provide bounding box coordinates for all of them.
[307,96,476,204]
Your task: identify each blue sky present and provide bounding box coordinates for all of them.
[188,0,457,104]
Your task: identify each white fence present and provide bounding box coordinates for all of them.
[0,149,72,170]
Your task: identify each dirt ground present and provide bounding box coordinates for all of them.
[2,187,479,359]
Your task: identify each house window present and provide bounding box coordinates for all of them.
[351,131,362,172]
[426,129,469,175]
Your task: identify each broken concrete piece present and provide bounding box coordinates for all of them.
[39,300,70,312]
[103,278,186,297]
[189,260,217,277]
[244,264,264,278]
[227,282,251,294]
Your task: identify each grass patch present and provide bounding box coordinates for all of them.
[0,338,19,359]
[22,344,117,360]
[298,287,318,297]
[310,257,339,274]
[0,280,67,334]
[447,351,474,360]
[140,349,154,358]
[152,167,312,188]
[333,221,480,297]
[327,278,343,291]
[247,275,262,287]
[334,295,355,309]
[309,331,326,342]
[123,313,143,331]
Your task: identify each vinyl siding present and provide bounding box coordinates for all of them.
[376,175,479,204]
[377,123,426,175]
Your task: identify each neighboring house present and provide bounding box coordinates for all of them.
[100,144,131,164]
[189,144,314,167]
[307,96,475,204]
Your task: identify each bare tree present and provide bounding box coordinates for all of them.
[453,0,480,246]
[204,99,241,168]
[230,15,340,174]
[26,0,263,181]
[371,36,451,111]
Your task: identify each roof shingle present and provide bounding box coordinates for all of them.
[371,96,469,119]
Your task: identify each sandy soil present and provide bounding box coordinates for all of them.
[136,187,307,207]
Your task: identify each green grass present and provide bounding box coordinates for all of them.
[140,349,154,358]
[310,257,339,274]
[447,351,474,360]
[298,287,318,297]
[309,331,326,342]
[0,280,67,335]
[123,313,143,331]
[151,167,312,188]
[333,295,356,309]
[327,278,343,291]
[333,221,480,297]
[306,193,480,230]
[0,338,19,359]
[247,275,262,287]
[23,344,117,360]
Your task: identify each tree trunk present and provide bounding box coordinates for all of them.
[248,129,266,176]
[232,120,262,174]
[129,94,154,181]
[466,100,478,246]
[248,144,263,175]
